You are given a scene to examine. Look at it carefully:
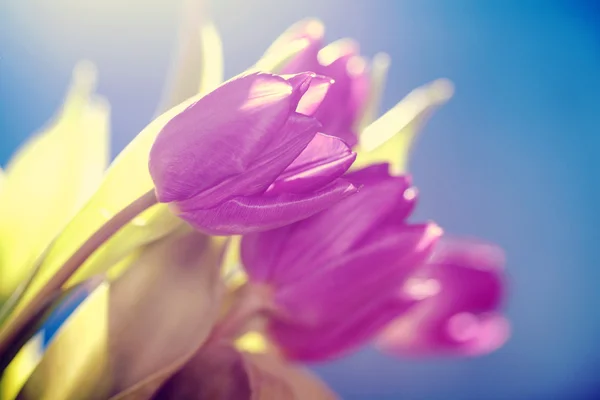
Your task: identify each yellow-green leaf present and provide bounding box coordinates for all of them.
[0,334,43,400]
[196,21,224,95]
[17,280,110,400]
[0,167,5,193]
[12,84,210,317]
[355,52,391,132]
[0,61,110,298]
[156,0,223,114]
[221,236,247,290]
[108,227,224,399]
[353,78,454,174]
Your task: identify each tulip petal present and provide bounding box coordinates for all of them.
[150,72,298,204]
[177,179,357,235]
[240,225,294,283]
[253,39,315,75]
[311,55,358,146]
[375,238,509,356]
[344,162,394,185]
[283,72,317,104]
[267,133,356,195]
[283,73,334,117]
[264,23,368,146]
[175,111,321,209]
[268,223,441,361]
[276,223,441,318]
[269,294,412,362]
[266,19,325,74]
[243,165,414,285]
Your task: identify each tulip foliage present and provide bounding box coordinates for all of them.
[0,8,508,400]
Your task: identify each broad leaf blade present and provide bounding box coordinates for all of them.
[0,62,109,298]
[17,278,110,400]
[0,334,43,400]
[354,78,454,174]
[12,85,206,317]
[355,52,390,132]
[108,227,225,399]
[156,0,223,113]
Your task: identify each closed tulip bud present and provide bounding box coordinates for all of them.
[149,72,358,235]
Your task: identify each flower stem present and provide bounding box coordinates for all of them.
[0,189,159,359]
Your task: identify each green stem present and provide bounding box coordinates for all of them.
[0,189,159,360]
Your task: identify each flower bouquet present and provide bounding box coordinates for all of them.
[0,5,508,400]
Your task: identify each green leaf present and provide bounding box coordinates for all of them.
[17,278,110,400]
[0,334,43,400]
[221,236,248,290]
[355,52,391,132]
[156,0,223,114]
[12,87,208,317]
[9,7,227,314]
[353,78,454,174]
[0,167,5,192]
[107,227,225,399]
[0,61,110,298]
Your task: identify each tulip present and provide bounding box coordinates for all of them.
[240,163,442,361]
[375,239,510,356]
[149,71,358,235]
[261,19,371,147]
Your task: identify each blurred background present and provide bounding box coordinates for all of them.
[1,0,599,399]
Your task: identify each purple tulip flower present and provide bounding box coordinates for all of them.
[149,72,358,235]
[240,163,442,361]
[375,238,510,356]
[265,19,370,147]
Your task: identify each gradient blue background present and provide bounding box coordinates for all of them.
[1,0,599,399]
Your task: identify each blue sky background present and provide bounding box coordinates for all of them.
[1,0,599,399]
